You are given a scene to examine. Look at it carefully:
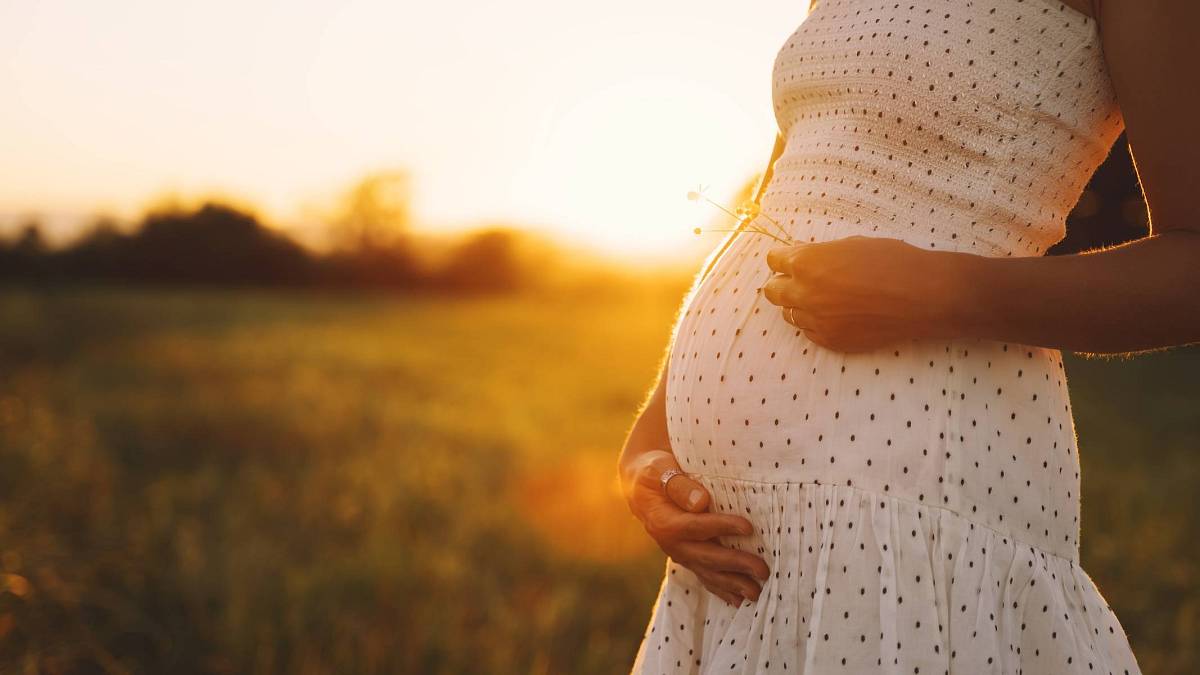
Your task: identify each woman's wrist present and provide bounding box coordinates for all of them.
[938,250,995,341]
[618,367,674,493]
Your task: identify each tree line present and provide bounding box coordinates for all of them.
[0,135,1150,293]
[0,173,562,293]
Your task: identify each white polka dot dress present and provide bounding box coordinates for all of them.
[630,0,1141,673]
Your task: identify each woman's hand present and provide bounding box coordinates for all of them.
[762,235,972,353]
[620,449,770,607]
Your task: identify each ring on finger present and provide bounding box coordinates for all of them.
[787,306,804,329]
[659,467,684,493]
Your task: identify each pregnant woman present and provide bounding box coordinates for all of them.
[618,0,1199,673]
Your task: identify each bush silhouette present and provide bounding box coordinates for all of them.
[123,203,316,285]
[438,229,530,293]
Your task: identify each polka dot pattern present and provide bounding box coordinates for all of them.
[630,1,1139,673]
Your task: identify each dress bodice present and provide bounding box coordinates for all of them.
[767,0,1124,256]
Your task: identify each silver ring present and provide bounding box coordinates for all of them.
[659,467,684,493]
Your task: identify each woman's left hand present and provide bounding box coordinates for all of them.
[762,235,972,353]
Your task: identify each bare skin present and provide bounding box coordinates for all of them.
[620,0,1198,605]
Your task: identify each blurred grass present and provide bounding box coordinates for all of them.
[0,286,1194,674]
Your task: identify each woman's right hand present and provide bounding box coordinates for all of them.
[620,448,770,607]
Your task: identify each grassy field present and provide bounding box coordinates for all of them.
[0,286,1195,674]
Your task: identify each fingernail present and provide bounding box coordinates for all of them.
[687,489,703,508]
[740,523,753,535]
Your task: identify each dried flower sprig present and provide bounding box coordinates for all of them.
[687,184,794,245]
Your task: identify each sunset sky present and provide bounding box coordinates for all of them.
[0,0,810,260]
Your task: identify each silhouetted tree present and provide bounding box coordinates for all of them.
[438,228,531,293]
[318,170,424,288]
[59,217,132,279]
[328,171,413,252]
[118,202,315,284]
[14,221,46,256]
[0,219,50,279]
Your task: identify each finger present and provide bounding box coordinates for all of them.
[633,449,682,491]
[704,583,740,608]
[642,501,756,555]
[689,569,739,607]
[780,305,816,330]
[763,243,801,273]
[760,274,783,306]
[712,585,743,608]
[699,568,762,602]
[761,274,805,307]
[664,472,711,512]
[675,539,771,582]
[628,450,684,520]
[672,511,755,541]
[692,568,750,606]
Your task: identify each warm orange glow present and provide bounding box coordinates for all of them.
[512,453,654,562]
[0,0,809,259]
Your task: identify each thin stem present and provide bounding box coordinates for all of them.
[689,187,794,245]
[757,212,792,241]
[699,227,793,245]
[700,195,742,222]
[743,223,793,245]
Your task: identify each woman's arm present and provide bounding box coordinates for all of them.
[949,0,1200,356]
[616,360,673,484]
[949,231,1200,355]
[762,218,1200,357]
[762,0,1200,357]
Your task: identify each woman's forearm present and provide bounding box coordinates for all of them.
[949,229,1200,355]
[617,360,673,487]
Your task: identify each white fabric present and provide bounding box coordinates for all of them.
[630,0,1140,673]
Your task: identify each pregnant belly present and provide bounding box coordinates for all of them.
[664,279,963,487]
[663,226,1083,557]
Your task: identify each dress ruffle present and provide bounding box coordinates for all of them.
[630,476,1140,675]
